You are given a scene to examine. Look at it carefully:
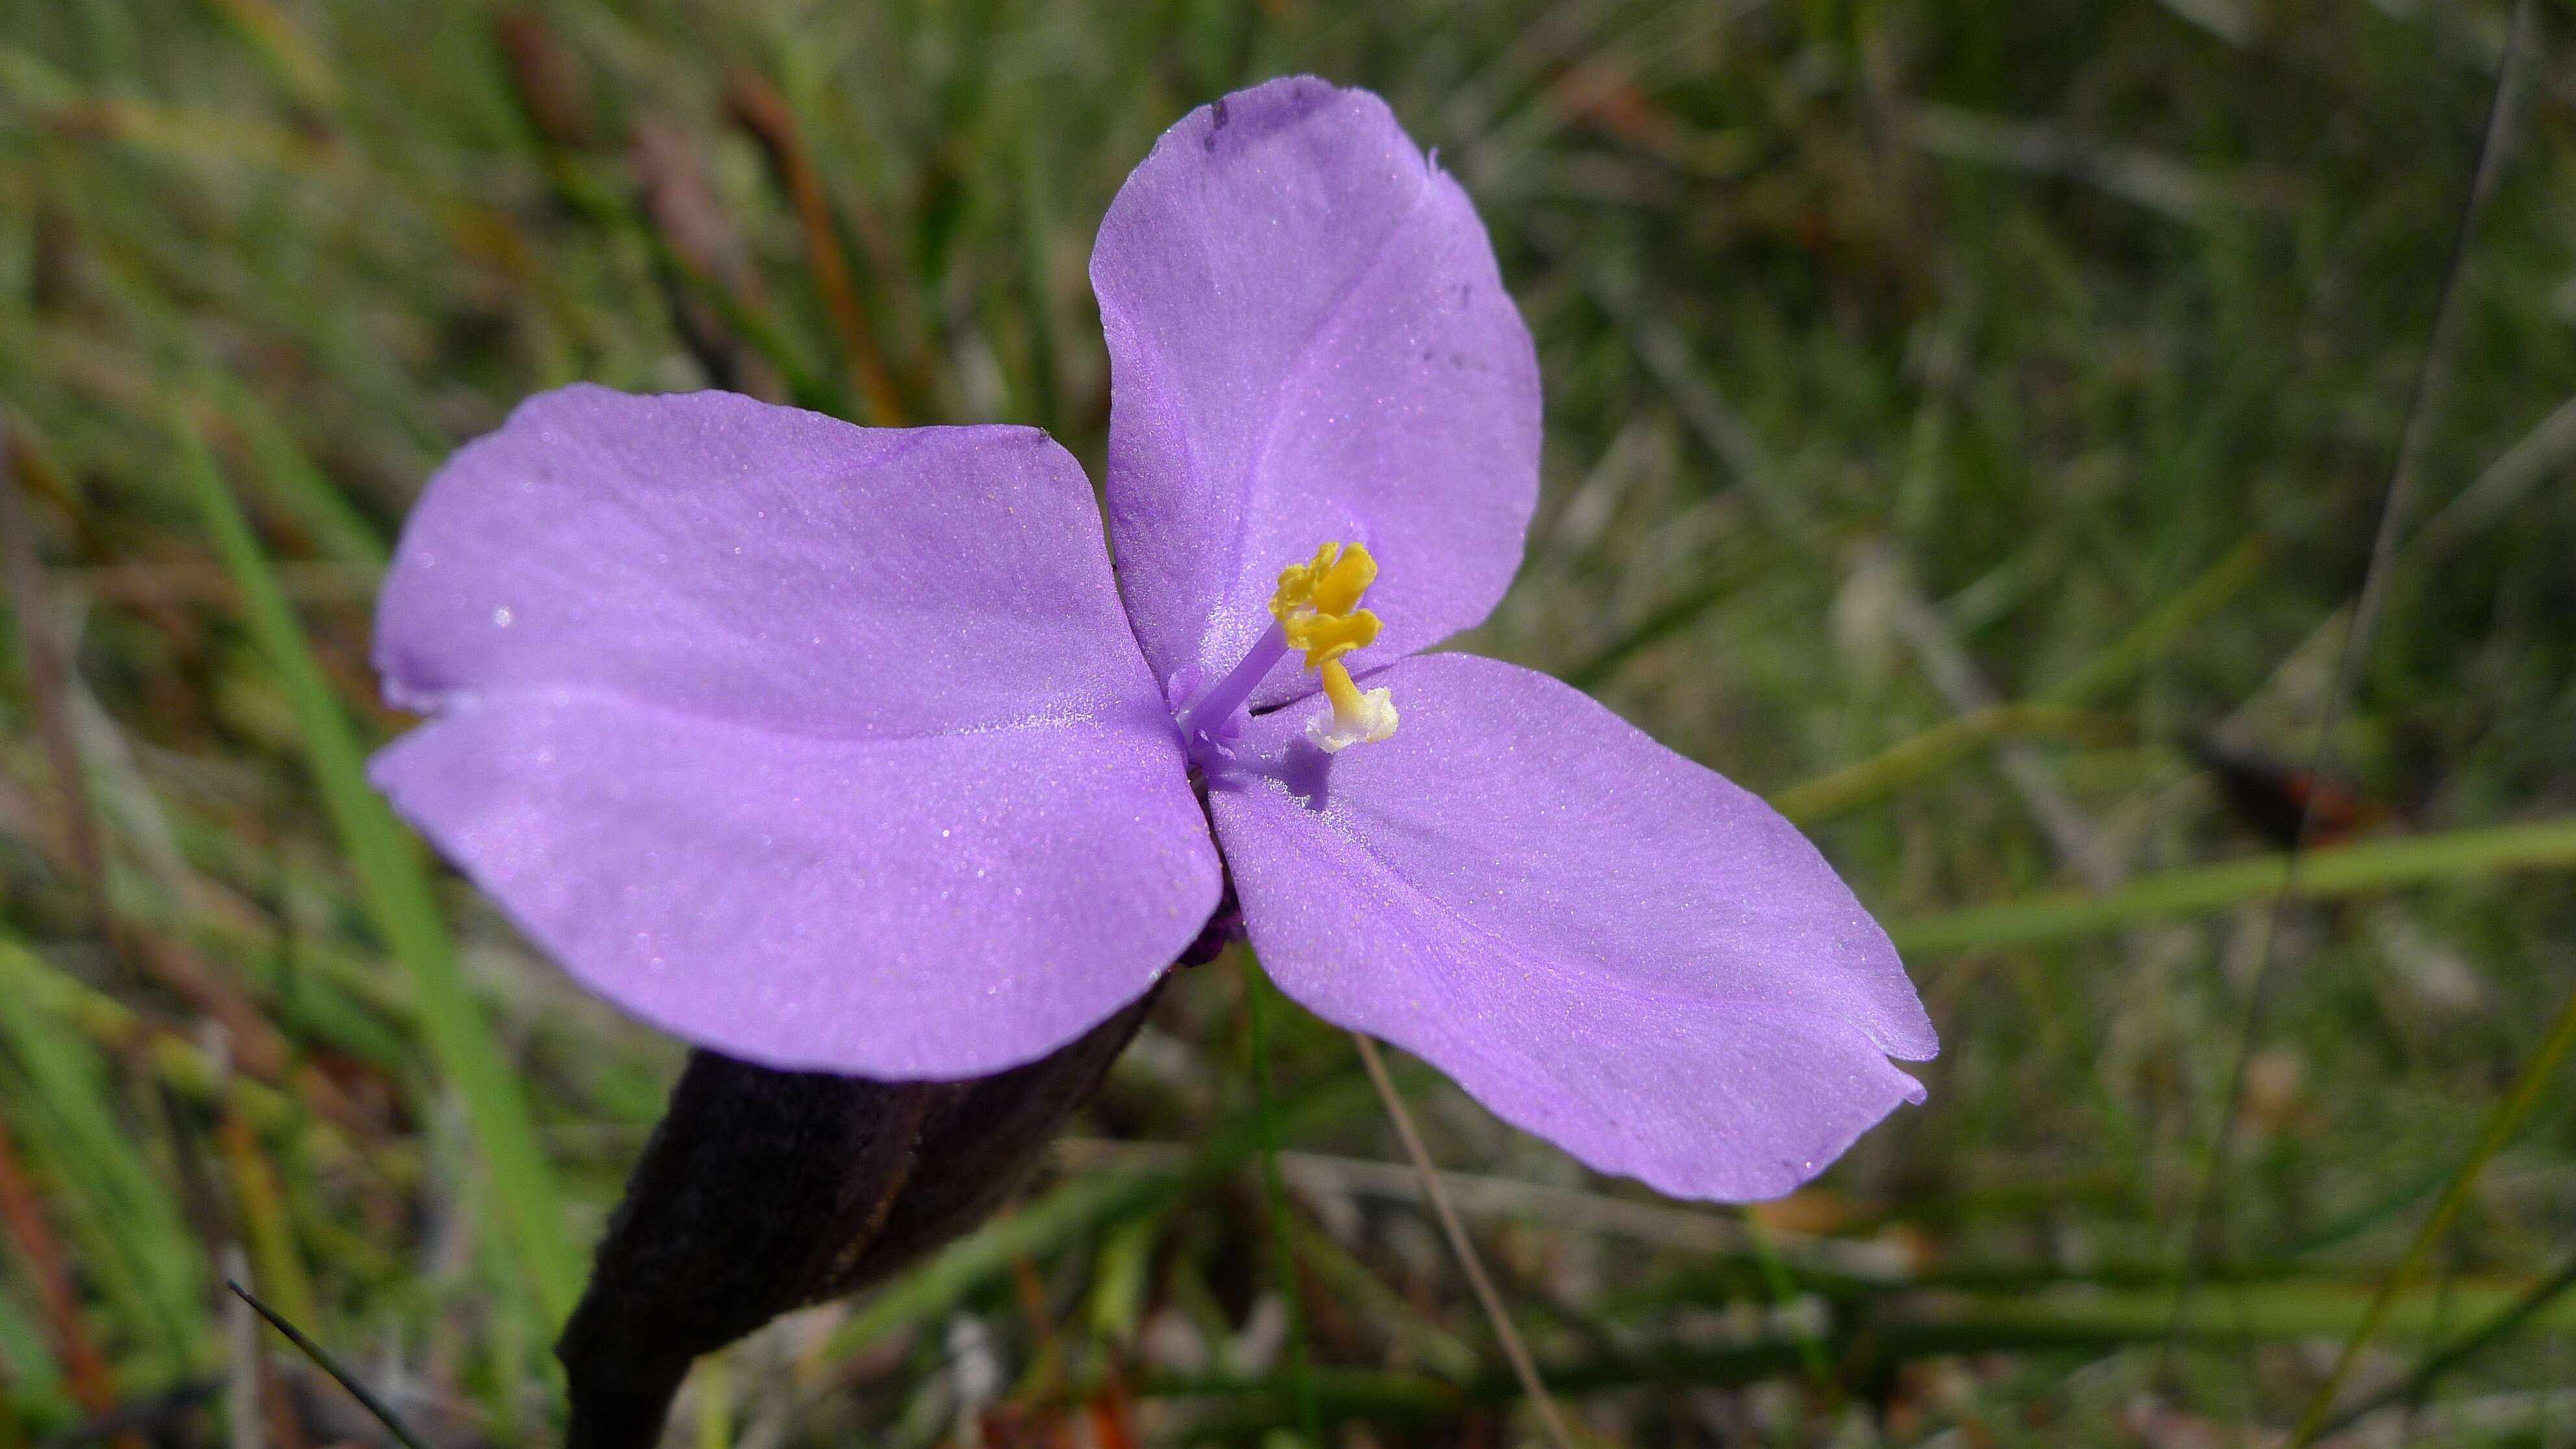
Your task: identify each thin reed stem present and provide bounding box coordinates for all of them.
[2163,0,2535,1380]
[227,1281,433,1449]
[177,415,584,1325]
[1350,1033,1577,1449]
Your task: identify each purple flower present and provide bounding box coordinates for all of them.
[368,77,1934,1201]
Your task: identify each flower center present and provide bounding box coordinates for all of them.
[1178,541,1400,757]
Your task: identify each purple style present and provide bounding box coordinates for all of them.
[369,77,1934,1202]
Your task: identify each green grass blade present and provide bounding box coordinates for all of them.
[2315,1252,2576,1438]
[827,1066,1396,1357]
[2289,982,2576,1444]
[171,413,585,1328]
[0,1279,69,1422]
[1768,537,2263,825]
[1244,958,1322,1443]
[1888,819,2576,954]
[0,940,356,1176]
[208,373,390,571]
[2030,534,2269,706]
[0,947,205,1378]
[1562,556,1769,691]
[1770,704,2114,824]
[1158,1270,2576,1435]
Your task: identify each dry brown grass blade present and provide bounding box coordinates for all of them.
[0,1113,118,1415]
[728,73,910,427]
[7,427,314,1106]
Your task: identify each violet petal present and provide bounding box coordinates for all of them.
[1093,77,1541,710]
[1205,653,1935,1202]
[371,386,1220,1076]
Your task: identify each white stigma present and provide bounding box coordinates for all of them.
[1307,686,1399,754]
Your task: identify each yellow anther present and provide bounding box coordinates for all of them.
[1308,543,1376,615]
[1269,541,1382,670]
[1285,609,1378,667]
[1265,542,1400,753]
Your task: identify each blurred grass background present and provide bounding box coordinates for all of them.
[4,0,2576,1443]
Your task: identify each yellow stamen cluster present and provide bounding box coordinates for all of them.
[1269,541,1398,754]
[1270,541,1382,669]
